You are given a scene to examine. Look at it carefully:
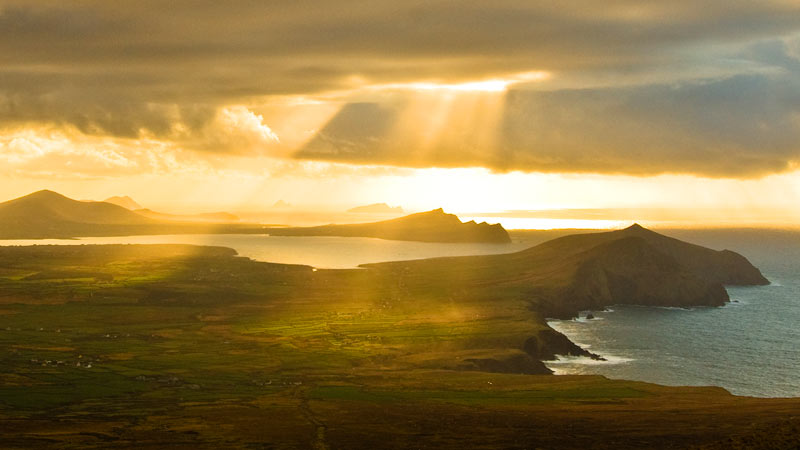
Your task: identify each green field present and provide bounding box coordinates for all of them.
[0,244,798,449]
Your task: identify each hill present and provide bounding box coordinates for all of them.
[364,224,768,361]
[347,203,404,214]
[103,195,143,210]
[0,190,156,238]
[268,208,511,243]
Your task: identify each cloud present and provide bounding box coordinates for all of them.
[298,58,800,177]
[0,127,204,179]
[0,1,799,176]
[182,106,282,155]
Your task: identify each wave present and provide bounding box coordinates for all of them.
[722,299,748,308]
[546,354,634,367]
[570,316,604,324]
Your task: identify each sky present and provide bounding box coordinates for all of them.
[1,1,800,226]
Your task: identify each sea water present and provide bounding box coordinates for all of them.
[0,234,530,269]
[547,229,800,398]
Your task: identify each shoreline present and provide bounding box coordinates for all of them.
[544,289,799,398]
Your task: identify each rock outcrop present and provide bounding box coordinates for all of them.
[523,329,604,361]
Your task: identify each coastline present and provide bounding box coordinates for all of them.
[543,279,798,398]
[0,239,798,448]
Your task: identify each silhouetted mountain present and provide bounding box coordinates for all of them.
[134,209,240,223]
[103,195,143,210]
[269,208,511,243]
[347,203,404,214]
[0,190,155,238]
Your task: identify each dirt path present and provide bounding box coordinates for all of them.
[293,386,329,450]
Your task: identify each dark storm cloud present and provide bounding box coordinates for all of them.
[1,1,799,175]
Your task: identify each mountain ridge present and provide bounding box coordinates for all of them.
[0,190,243,238]
[0,190,155,238]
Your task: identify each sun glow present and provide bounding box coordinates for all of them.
[374,71,550,93]
[406,79,512,93]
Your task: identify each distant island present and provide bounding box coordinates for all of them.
[104,195,240,223]
[347,203,404,214]
[103,195,142,210]
[271,200,292,209]
[268,208,511,243]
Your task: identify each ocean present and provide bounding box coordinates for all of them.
[0,234,530,269]
[1,228,797,397]
[548,228,800,398]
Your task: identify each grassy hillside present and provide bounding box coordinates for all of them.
[0,228,789,449]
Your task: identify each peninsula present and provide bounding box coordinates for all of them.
[268,208,512,243]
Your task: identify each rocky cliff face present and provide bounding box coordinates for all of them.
[536,236,732,319]
[523,329,603,361]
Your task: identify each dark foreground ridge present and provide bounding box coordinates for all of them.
[0,227,787,449]
[268,208,512,243]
